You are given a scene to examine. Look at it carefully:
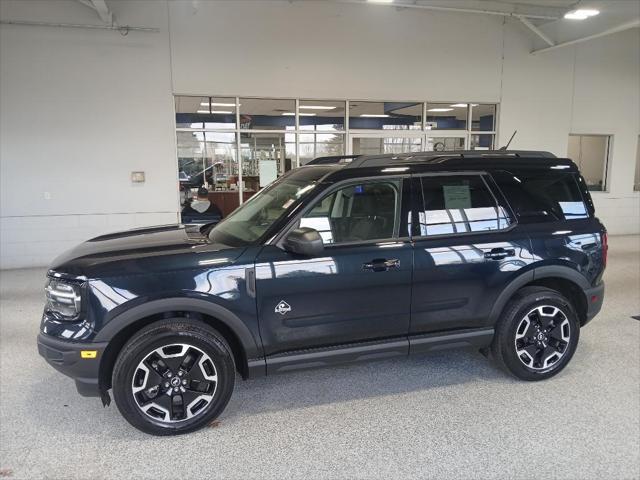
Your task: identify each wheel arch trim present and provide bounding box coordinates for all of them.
[94,298,264,376]
[488,266,589,325]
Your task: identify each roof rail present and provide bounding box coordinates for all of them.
[306,155,361,165]
[346,150,556,168]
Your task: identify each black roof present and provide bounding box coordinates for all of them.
[303,150,578,182]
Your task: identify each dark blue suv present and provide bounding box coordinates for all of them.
[38,150,606,435]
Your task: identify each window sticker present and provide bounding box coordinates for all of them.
[443,185,472,210]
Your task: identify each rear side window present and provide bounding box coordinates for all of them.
[492,171,589,222]
[417,175,512,236]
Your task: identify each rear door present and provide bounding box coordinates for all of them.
[409,172,535,346]
[255,176,413,357]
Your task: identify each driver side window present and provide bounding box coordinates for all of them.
[299,180,400,244]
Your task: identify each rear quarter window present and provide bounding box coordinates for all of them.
[491,170,589,223]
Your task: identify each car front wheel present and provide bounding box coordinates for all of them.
[112,319,235,435]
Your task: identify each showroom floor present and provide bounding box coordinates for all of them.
[0,236,638,480]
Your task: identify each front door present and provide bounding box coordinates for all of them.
[255,177,413,359]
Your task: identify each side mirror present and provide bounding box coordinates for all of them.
[283,227,324,257]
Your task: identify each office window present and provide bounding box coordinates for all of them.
[417,175,511,236]
[349,101,422,130]
[567,134,611,191]
[175,96,237,129]
[239,98,296,130]
[299,100,345,131]
[426,103,467,130]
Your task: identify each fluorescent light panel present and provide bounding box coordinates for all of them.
[360,114,389,117]
[428,108,453,112]
[564,9,599,20]
[299,105,336,110]
[197,110,233,114]
[367,0,394,3]
[200,102,237,107]
[282,112,316,116]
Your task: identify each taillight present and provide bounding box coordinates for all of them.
[602,232,608,268]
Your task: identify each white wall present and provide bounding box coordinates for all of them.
[0,0,177,269]
[1,0,638,269]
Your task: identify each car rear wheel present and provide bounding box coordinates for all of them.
[491,287,580,381]
[112,319,235,435]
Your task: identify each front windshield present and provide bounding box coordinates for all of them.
[209,168,332,246]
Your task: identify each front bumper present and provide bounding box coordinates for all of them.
[583,281,605,326]
[37,333,108,397]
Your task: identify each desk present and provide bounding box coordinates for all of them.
[208,191,256,218]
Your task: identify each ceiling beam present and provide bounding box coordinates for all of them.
[337,0,561,20]
[89,0,113,25]
[516,15,554,47]
[531,18,640,54]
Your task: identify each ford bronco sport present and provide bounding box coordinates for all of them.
[38,150,606,435]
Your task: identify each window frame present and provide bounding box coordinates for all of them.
[411,171,517,240]
[273,175,412,249]
[567,133,612,193]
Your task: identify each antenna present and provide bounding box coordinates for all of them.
[499,130,517,150]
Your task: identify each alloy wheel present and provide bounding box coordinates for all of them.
[131,343,218,423]
[514,305,571,371]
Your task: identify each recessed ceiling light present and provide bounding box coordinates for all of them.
[196,110,232,114]
[367,0,394,3]
[564,9,599,20]
[428,108,454,112]
[299,105,336,110]
[282,112,316,116]
[450,103,467,107]
[200,102,237,107]
[360,114,389,117]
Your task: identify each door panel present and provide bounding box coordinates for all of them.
[255,242,413,356]
[255,176,413,356]
[411,232,534,333]
[410,174,535,334]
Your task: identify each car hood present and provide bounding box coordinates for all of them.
[49,224,245,278]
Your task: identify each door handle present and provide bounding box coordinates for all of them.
[363,258,400,272]
[484,248,516,260]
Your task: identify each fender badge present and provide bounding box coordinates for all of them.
[275,300,292,315]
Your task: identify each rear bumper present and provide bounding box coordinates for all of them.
[583,282,605,326]
[37,333,108,397]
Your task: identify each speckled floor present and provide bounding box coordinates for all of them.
[1,236,638,480]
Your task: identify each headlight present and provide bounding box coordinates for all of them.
[45,278,83,320]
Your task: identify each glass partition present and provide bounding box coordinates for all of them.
[175,95,499,220]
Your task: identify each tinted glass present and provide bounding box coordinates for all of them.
[300,181,400,244]
[208,167,331,246]
[492,171,589,222]
[418,175,511,236]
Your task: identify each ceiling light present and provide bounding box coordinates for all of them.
[428,108,454,112]
[564,9,599,20]
[281,112,316,116]
[450,103,468,107]
[367,0,394,3]
[200,102,237,107]
[299,105,336,110]
[196,110,232,114]
[360,114,389,117]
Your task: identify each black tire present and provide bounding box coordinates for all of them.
[112,318,235,435]
[491,287,580,381]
